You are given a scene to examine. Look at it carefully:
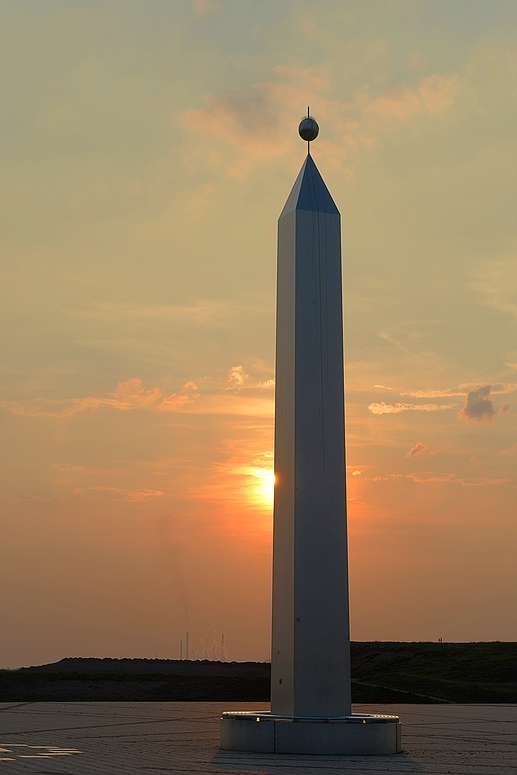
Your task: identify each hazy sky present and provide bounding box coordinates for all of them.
[1,0,517,667]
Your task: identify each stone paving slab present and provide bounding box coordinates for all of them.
[0,702,515,774]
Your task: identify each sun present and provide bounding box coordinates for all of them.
[248,467,275,510]
[208,443,275,519]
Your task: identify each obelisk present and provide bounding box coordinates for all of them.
[220,116,400,755]
[270,115,351,717]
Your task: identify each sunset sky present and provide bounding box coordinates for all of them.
[1,0,517,668]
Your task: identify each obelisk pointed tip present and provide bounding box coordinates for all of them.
[280,123,338,218]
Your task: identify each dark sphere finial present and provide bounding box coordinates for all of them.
[299,116,319,142]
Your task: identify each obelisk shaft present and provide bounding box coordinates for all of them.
[271,155,351,717]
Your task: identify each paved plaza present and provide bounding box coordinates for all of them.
[0,702,515,774]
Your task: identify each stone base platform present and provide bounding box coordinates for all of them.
[220,711,401,755]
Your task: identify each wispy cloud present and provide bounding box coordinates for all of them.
[401,382,517,399]
[186,393,273,417]
[368,474,403,481]
[182,66,459,177]
[364,74,458,120]
[372,384,395,390]
[65,300,238,325]
[0,396,101,419]
[377,331,421,359]
[406,472,456,483]
[406,472,508,486]
[456,478,509,487]
[474,255,517,320]
[401,387,469,398]
[0,378,198,418]
[257,379,275,389]
[74,486,163,501]
[0,376,275,420]
[369,402,456,415]
[407,442,428,457]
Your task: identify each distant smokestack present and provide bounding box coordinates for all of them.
[180,640,183,660]
[186,632,189,661]
[211,621,220,661]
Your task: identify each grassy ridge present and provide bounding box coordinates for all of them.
[350,641,517,703]
[1,642,515,703]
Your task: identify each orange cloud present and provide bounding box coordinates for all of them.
[365,74,459,120]
[227,365,250,390]
[372,384,395,390]
[401,387,470,398]
[105,378,165,410]
[0,396,102,419]
[182,393,273,417]
[407,442,428,457]
[369,402,456,415]
[0,376,274,420]
[401,382,517,399]
[257,379,275,389]
[368,474,403,481]
[405,472,508,486]
[0,379,198,418]
[406,472,456,483]
[182,67,459,177]
[456,478,509,487]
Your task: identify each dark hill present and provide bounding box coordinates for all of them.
[21,657,269,677]
[1,642,515,703]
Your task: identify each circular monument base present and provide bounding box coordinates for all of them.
[220,711,401,755]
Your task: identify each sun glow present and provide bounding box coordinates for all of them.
[201,440,275,524]
[248,467,275,510]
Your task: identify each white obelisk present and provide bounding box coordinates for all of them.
[220,116,400,755]
[270,125,350,718]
